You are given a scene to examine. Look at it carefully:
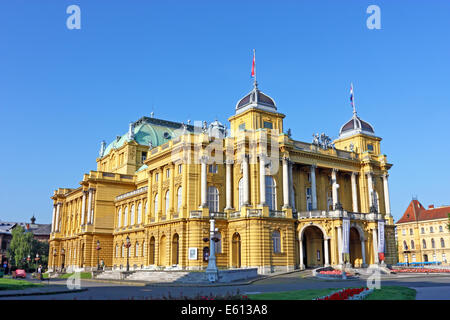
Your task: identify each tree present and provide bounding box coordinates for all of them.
[6,226,49,270]
[447,213,450,232]
[7,226,33,268]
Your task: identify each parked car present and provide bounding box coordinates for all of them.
[12,269,26,279]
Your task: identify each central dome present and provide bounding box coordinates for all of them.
[235,82,276,114]
[339,113,375,139]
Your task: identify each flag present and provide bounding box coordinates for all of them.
[349,83,354,108]
[251,49,255,78]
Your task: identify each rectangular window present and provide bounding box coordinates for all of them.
[409,229,413,235]
[178,164,182,174]
[141,152,147,162]
[239,123,246,131]
[166,169,170,178]
[208,164,218,174]
[306,188,312,211]
[367,144,374,152]
[263,121,273,129]
[421,227,424,234]
[155,173,159,182]
[402,229,406,236]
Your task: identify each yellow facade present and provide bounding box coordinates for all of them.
[48,82,397,273]
[396,200,450,265]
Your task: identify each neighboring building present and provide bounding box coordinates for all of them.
[396,199,450,264]
[48,80,396,274]
[0,217,51,265]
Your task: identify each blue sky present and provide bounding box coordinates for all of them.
[0,1,449,224]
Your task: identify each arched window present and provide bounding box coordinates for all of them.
[403,240,408,250]
[238,178,244,209]
[135,242,139,257]
[422,239,427,249]
[439,226,443,233]
[431,238,435,249]
[207,186,219,212]
[272,230,281,253]
[411,240,415,249]
[177,187,182,212]
[154,193,158,215]
[124,206,128,226]
[430,226,434,233]
[137,202,142,224]
[441,238,446,248]
[118,208,122,227]
[165,190,170,215]
[265,176,276,211]
[130,205,135,225]
[214,232,222,254]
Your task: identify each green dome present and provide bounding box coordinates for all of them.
[102,117,194,157]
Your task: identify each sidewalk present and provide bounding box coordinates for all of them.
[0,285,87,298]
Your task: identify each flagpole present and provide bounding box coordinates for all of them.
[351,82,356,115]
[253,49,257,88]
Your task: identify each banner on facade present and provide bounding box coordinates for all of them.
[378,220,385,253]
[342,218,350,254]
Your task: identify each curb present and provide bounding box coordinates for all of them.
[0,288,88,298]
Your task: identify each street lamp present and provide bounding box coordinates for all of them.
[125,236,131,272]
[96,240,102,270]
[205,213,219,282]
[35,253,40,271]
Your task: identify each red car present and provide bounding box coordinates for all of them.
[13,269,26,279]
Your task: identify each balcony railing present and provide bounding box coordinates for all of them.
[116,186,148,201]
[229,211,241,219]
[247,209,262,217]
[190,211,202,218]
[210,212,227,219]
[269,210,285,218]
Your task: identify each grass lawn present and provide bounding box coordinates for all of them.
[0,278,43,291]
[44,272,92,279]
[248,288,339,300]
[365,286,416,300]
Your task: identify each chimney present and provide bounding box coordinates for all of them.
[428,204,434,209]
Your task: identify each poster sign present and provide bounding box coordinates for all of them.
[378,220,385,253]
[342,218,350,254]
[188,248,197,260]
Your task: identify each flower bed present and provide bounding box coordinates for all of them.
[315,287,372,300]
[318,270,342,275]
[393,268,450,273]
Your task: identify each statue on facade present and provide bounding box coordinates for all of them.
[287,128,292,138]
[202,121,208,133]
[312,133,320,146]
[148,140,153,149]
[349,143,355,152]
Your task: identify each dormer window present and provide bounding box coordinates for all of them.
[141,152,147,162]
[263,121,273,129]
[367,144,374,152]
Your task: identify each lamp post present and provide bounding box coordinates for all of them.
[34,254,40,271]
[205,213,219,282]
[125,236,131,272]
[53,249,57,271]
[27,255,31,270]
[96,240,102,270]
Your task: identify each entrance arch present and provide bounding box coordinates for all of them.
[301,225,326,268]
[172,234,179,265]
[349,227,363,267]
[159,235,166,266]
[232,233,241,268]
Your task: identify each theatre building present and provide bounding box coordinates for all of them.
[48,80,397,274]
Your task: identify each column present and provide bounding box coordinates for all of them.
[55,203,61,232]
[367,172,374,209]
[51,205,56,233]
[282,157,290,208]
[382,173,391,216]
[147,171,153,222]
[310,165,317,210]
[372,228,379,264]
[289,161,295,211]
[259,155,266,206]
[87,189,93,224]
[331,169,339,210]
[351,172,359,212]
[361,239,366,266]
[90,189,95,223]
[337,226,343,264]
[200,156,208,208]
[225,160,233,210]
[81,191,87,226]
[324,238,330,267]
[169,163,175,216]
[299,240,304,269]
[242,154,250,206]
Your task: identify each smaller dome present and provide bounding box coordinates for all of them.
[339,113,375,139]
[208,119,226,138]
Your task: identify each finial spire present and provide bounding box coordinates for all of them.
[350,82,356,116]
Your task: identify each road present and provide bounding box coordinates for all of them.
[2,272,450,300]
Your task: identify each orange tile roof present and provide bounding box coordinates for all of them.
[397,200,450,224]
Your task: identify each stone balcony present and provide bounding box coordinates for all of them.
[297,209,383,221]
